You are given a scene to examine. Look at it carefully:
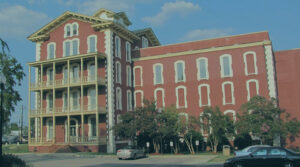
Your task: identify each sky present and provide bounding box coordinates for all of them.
[0,0,300,126]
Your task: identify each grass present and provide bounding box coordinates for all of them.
[3,144,29,154]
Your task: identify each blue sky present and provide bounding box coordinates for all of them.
[0,0,300,125]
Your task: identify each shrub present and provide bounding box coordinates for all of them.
[0,154,32,167]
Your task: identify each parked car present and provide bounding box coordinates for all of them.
[117,145,146,160]
[234,145,270,157]
[2,135,19,144]
[224,147,300,167]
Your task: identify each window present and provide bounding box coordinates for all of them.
[154,88,165,108]
[243,51,258,75]
[116,61,121,84]
[126,42,131,62]
[126,66,132,86]
[71,90,80,111]
[71,64,80,83]
[47,43,56,59]
[220,54,233,77]
[134,66,143,87]
[72,23,78,36]
[47,93,53,112]
[224,110,236,122]
[64,41,71,57]
[46,118,53,141]
[63,39,79,57]
[142,36,148,48]
[47,68,54,86]
[222,81,235,105]
[88,116,96,137]
[198,84,211,107]
[252,149,267,156]
[65,24,71,38]
[127,90,132,111]
[175,61,186,83]
[176,86,187,108]
[153,63,163,85]
[134,90,143,108]
[88,62,95,81]
[72,39,79,55]
[88,88,96,110]
[246,79,259,101]
[197,58,209,80]
[88,35,97,53]
[62,91,68,112]
[116,87,122,110]
[63,66,68,84]
[115,36,121,58]
[269,149,287,156]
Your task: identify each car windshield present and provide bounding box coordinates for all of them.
[123,145,137,149]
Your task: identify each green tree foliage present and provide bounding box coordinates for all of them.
[233,133,252,150]
[0,37,25,124]
[236,96,300,145]
[200,106,235,153]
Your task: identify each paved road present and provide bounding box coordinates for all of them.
[18,153,223,167]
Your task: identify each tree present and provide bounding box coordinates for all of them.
[200,106,235,153]
[114,111,138,143]
[0,37,25,124]
[236,96,300,146]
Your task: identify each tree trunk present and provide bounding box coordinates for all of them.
[153,139,160,153]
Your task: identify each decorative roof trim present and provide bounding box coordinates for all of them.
[133,28,160,46]
[93,8,132,26]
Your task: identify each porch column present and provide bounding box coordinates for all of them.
[53,116,56,143]
[67,115,70,143]
[81,114,84,143]
[40,117,43,143]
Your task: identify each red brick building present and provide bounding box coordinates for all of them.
[27,8,299,153]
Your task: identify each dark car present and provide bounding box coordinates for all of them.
[224,147,300,167]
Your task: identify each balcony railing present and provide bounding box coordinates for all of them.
[30,136,106,145]
[30,105,105,116]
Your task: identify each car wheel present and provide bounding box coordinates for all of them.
[234,162,243,167]
[284,162,294,167]
[133,154,137,160]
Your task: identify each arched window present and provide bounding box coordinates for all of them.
[64,24,71,38]
[115,61,121,84]
[197,57,209,80]
[220,54,233,78]
[127,90,132,111]
[153,63,163,85]
[243,51,258,75]
[175,60,186,83]
[72,23,79,36]
[46,118,53,141]
[154,88,165,109]
[116,87,122,110]
[70,64,80,83]
[222,81,235,105]
[246,79,259,101]
[224,110,236,122]
[126,41,131,62]
[64,40,71,57]
[47,42,56,59]
[71,90,80,111]
[133,66,142,87]
[198,84,211,107]
[134,90,143,108]
[87,35,97,53]
[115,36,121,58]
[176,86,187,108]
[126,65,132,86]
[65,118,79,142]
[72,39,79,55]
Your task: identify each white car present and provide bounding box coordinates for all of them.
[117,145,146,160]
[234,145,270,157]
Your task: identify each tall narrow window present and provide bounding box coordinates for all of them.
[64,41,71,57]
[71,90,80,111]
[116,87,122,110]
[154,88,165,108]
[89,88,96,110]
[63,91,68,111]
[47,93,53,111]
[88,116,96,137]
[134,66,142,87]
[127,90,132,111]
[115,36,121,58]
[153,63,163,85]
[198,84,211,107]
[72,39,79,55]
[47,68,54,86]
[197,58,209,80]
[220,54,233,77]
[116,61,121,84]
[126,42,131,62]
[88,35,97,53]
[65,24,71,37]
[246,79,259,101]
[222,81,235,105]
[126,66,132,86]
[47,43,55,59]
[243,51,258,75]
[71,65,80,83]
[175,61,185,83]
[46,118,53,141]
[72,23,78,36]
[88,62,95,81]
[176,86,187,108]
[63,66,68,84]
[134,90,143,108]
[142,36,148,48]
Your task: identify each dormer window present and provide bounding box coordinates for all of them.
[64,22,79,38]
[142,36,149,48]
[66,25,71,37]
[72,23,79,36]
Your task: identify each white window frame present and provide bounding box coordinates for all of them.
[88,87,96,110]
[115,36,121,58]
[198,84,211,107]
[153,63,164,85]
[126,65,132,87]
[222,81,235,105]
[196,57,209,80]
[133,66,143,87]
[116,87,122,110]
[142,36,149,48]
[72,22,79,36]
[64,23,72,38]
[175,86,187,109]
[87,35,97,53]
[47,42,56,59]
[154,88,165,108]
[71,38,80,55]
[127,90,132,111]
[46,92,53,113]
[220,54,233,78]
[88,116,96,138]
[246,79,259,101]
[115,61,121,84]
[126,41,131,62]
[87,61,96,82]
[174,60,186,83]
[62,65,68,84]
[70,63,80,83]
[46,67,54,86]
[224,110,236,122]
[64,118,79,142]
[46,118,53,141]
[62,91,68,112]
[243,51,258,76]
[70,89,80,111]
[134,90,144,108]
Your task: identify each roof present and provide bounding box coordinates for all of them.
[133,28,160,46]
[93,8,132,26]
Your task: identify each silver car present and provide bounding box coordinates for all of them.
[117,145,146,160]
[234,145,270,156]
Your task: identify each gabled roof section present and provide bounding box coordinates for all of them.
[133,28,160,46]
[93,8,132,26]
[27,11,107,42]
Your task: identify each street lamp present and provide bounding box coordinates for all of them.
[0,72,6,156]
